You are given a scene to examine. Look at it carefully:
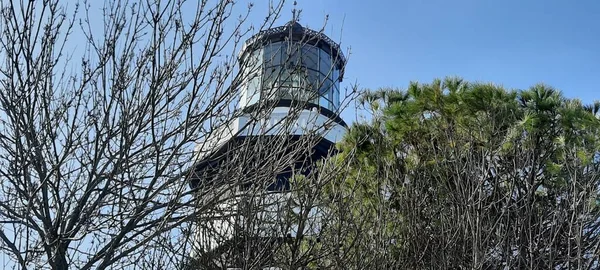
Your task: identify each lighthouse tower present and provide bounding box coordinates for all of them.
[189,20,346,266]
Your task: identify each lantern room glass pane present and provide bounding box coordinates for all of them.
[240,48,263,107]
[319,50,331,76]
[319,78,332,96]
[332,85,340,110]
[263,66,281,88]
[302,45,319,71]
[264,42,284,67]
[246,73,261,106]
[284,43,301,69]
[307,69,320,91]
[318,78,332,110]
[319,95,329,110]
[333,68,340,82]
[251,40,343,109]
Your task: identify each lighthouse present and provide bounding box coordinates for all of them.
[189,20,347,267]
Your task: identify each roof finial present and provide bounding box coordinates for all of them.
[286,1,303,32]
[291,1,299,23]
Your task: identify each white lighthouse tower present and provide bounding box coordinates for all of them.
[188,20,346,268]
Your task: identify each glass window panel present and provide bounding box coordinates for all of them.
[254,48,264,66]
[264,42,283,67]
[307,69,320,91]
[276,43,285,66]
[280,88,293,100]
[263,44,274,67]
[289,67,315,89]
[284,43,301,69]
[301,89,315,102]
[310,94,319,105]
[247,73,261,106]
[280,68,295,88]
[239,85,248,108]
[317,78,332,110]
[333,68,340,82]
[319,49,332,76]
[263,66,281,88]
[302,45,319,71]
[320,78,332,96]
[333,86,340,110]
[240,48,260,108]
[240,49,261,81]
[293,71,303,89]
[328,86,334,110]
[262,66,284,101]
[319,95,329,109]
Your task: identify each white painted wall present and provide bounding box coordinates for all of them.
[193,108,346,162]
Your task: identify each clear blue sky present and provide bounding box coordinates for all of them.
[242,0,599,107]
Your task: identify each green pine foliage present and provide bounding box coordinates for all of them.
[328,77,600,269]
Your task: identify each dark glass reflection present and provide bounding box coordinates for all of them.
[240,41,341,111]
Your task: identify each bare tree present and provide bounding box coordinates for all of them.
[0,0,328,268]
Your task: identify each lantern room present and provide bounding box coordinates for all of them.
[237,21,345,112]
